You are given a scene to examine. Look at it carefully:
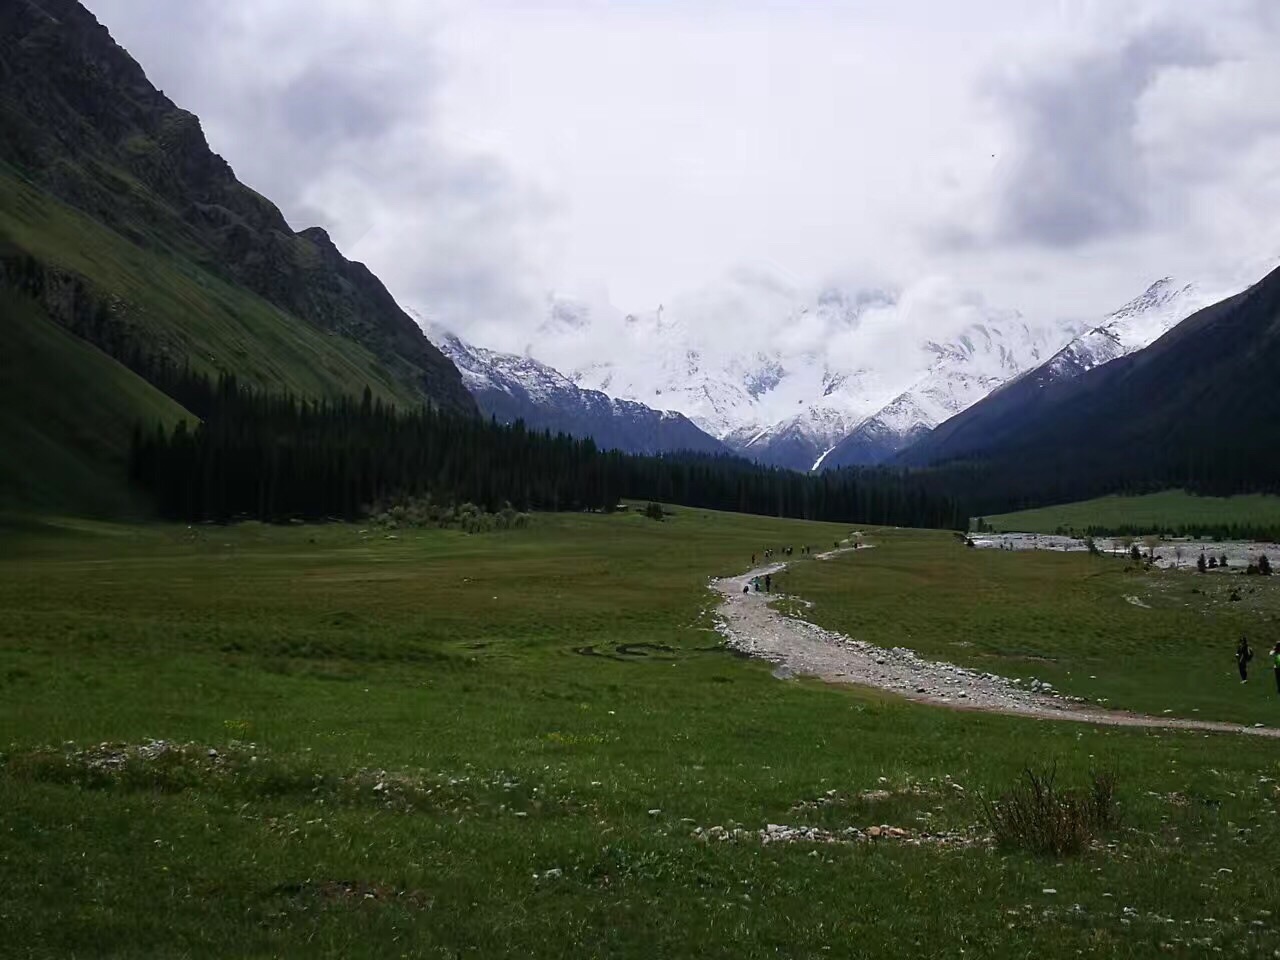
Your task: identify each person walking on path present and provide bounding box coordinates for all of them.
[765,573,772,594]
[1238,636,1255,683]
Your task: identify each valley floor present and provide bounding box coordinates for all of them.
[2,510,1279,958]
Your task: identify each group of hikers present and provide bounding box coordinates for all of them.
[1236,636,1280,692]
[750,536,867,569]
[743,537,868,595]
[750,546,812,566]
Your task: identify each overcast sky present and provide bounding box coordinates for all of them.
[89,0,1280,351]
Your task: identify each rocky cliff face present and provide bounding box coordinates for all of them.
[0,0,475,414]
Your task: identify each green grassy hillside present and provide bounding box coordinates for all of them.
[982,490,1280,536]
[0,173,419,406]
[0,171,435,516]
[0,290,190,515]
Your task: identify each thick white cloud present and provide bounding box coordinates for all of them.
[85,0,1280,347]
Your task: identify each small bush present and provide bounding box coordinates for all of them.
[981,765,1119,856]
[644,502,666,521]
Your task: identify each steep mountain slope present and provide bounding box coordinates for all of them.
[0,0,474,415]
[818,319,1074,470]
[432,329,729,456]
[0,290,185,515]
[1037,278,1216,382]
[900,262,1280,505]
[897,277,1231,469]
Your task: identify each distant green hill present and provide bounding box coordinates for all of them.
[982,490,1280,538]
[0,0,477,514]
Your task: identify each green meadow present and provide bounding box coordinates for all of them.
[2,509,1278,958]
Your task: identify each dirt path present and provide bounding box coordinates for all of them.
[712,548,1280,739]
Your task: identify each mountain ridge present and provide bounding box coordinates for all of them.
[896,274,1242,469]
[526,287,1077,472]
[893,261,1280,512]
[430,326,730,456]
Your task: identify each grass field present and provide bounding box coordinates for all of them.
[2,509,1279,958]
[983,490,1280,536]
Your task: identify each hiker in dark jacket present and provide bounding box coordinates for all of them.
[1273,642,1280,694]
[1237,635,1254,683]
[765,573,772,593]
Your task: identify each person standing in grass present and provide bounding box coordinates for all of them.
[1273,641,1280,694]
[1237,636,1254,683]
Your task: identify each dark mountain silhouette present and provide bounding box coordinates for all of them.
[897,263,1280,508]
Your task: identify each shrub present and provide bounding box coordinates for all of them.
[981,765,1119,856]
[644,502,666,521]
[368,495,529,533]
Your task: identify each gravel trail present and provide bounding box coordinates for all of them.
[712,548,1280,739]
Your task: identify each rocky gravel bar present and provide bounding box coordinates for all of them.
[712,550,1280,739]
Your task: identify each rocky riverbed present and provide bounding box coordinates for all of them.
[971,533,1280,571]
[712,549,1280,738]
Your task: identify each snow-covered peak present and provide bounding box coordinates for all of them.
[426,323,728,456]
[431,325,577,405]
[1101,278,1203,351]
[1041,276,1224,382]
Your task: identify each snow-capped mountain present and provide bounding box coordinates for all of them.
[894,271,1263,468]
[435,266,1268,475]
[555,288,898,448]
[519,280,1070,471]
[429,327,728,456]
[529,281,1079,472]
[1039,278,1218,382]
[818,319,1079,470]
